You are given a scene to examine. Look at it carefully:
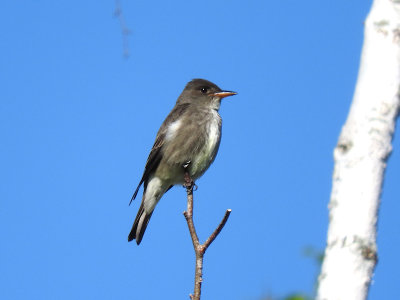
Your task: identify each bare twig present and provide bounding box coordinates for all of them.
[183,171,232,300]
[114,0,131,58]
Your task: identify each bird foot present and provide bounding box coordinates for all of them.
[183,171,195,190]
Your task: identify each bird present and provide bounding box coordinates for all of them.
[128,78,237,245]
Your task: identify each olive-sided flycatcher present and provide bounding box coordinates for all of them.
[128,79,236,245]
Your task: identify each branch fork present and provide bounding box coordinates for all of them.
[183,171,231,300]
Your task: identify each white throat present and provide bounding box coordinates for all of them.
[210,97,221,111]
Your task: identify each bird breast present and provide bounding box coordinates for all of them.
[190,110,221,178]
[161,109,221,182]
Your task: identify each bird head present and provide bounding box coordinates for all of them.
[177,79,237,110]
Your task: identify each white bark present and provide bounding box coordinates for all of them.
[316,1,400,300]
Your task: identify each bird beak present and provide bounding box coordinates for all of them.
[212,91,237,99]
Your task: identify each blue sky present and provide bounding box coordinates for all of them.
[1,1,399,299]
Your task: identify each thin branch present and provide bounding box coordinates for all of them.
[204,209,232,250]
[114,0,131,58]
[183,171,231,300]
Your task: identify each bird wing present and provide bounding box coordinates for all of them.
[129,103,190,205]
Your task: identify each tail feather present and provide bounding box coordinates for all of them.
[129,179,144,205]
[128,202,153,245]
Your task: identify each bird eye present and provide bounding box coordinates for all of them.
[200,87,208,94]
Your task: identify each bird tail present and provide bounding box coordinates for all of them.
[128,201,153,245]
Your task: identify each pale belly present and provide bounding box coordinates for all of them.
[190,117,221,178]
[159,109,221,184]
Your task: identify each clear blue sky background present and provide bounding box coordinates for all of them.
[1,1,399,299]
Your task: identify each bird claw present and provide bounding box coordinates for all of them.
[183,171,195,190]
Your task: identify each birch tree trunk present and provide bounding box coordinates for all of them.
[316,1,400,299]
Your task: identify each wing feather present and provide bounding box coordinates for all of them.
[129,103,190,204]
